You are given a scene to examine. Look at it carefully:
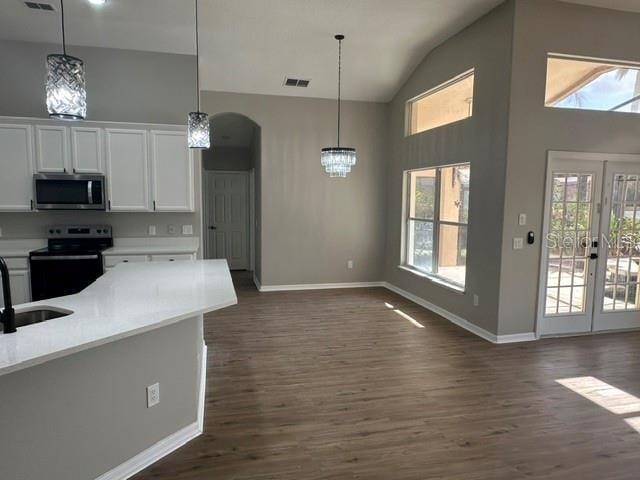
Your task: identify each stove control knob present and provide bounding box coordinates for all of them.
[49,229,54,234]
[56,229,61,234]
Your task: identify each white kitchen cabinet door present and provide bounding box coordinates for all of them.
[0,124,35,211]
[35,125,69,173]
[71,127,103,173]
[105,129,150,211]
[150,131,194,212]
[0,270,30,308]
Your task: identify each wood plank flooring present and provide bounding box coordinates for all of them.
[133,273,640,479]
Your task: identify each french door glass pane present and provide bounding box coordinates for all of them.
[603,174,640,311]
[437,224,467,286]
[545,172,594,316]
[407,220,433,273]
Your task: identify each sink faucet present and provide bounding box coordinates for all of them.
[0,256,16,334]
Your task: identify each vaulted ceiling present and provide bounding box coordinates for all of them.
[0,0,637,102]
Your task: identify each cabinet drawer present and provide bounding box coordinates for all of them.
[150,254,194,262]
[103,255,149,267]
[3,257,28,270]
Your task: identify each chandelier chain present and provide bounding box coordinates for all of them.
[195,0,200,111]
[60,0,67,55]
[337,36,341,147]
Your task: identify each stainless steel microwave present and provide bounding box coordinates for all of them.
[34,174,106,210]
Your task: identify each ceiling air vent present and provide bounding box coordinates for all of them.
[24,1,56,11]
[284,77,310,88]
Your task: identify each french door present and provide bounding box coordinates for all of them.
[538,153,640,336]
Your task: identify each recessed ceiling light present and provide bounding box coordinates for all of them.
[87,0,106,5]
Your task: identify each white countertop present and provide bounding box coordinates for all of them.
[0,239,46,258]
[0,260,237,377]
[103,236,200,256]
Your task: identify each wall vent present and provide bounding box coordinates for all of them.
[24,1,56,11]
[283,77,310,88]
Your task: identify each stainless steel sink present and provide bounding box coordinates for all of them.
[0,309,72,332]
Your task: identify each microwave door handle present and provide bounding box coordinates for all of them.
[87,180,93,204]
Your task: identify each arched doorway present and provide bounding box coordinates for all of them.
[201,113,261,282]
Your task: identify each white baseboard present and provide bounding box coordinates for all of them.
[383,282,536,344]
[258,281,385,292]
[95,343,208,480]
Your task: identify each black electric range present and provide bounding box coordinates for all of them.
[29,225,113,301]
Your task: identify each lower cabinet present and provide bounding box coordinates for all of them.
[103,253,195,271]
[0,269,30,308]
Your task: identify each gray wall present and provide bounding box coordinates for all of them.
[383,1,515,335]
[0,39,201,241]
[203,146,253,171]
[200,91,388,286]
[0,317,202,480]
[498,0,640,334]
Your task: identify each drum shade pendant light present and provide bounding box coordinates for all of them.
[321,34,356,178]
[46,0,86,120]
[188,0,210,149]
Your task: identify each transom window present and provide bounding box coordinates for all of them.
[406,70,474,135]
[403,164,470,290]
[545,54,640,113]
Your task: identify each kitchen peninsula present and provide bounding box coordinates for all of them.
[0,259,236,480]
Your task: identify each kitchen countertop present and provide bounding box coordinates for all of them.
[0,259,237,377]
[103,245,198,255]
[0,239,47,258]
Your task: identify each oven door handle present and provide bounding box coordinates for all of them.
[30,255,100,261]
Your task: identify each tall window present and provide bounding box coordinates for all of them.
[403,164,470,289]
[406,69,474,135]
[545,54,640,113]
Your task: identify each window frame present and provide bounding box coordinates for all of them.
[405,69,475,137]
[401,163,471,292]
[544,53,640,114]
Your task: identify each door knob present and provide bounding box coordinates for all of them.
[590,253,598,260]
[209,226,216,230]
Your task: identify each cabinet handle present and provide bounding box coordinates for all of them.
[30,199,34,211]
[63,168,67,173]
[73,168,76,173]
[108,200,111,211]
[153,200,156,211]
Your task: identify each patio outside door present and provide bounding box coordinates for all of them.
[538,152,640,336]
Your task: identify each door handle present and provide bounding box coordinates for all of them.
[590,253,598,260]
[209,226,216,230]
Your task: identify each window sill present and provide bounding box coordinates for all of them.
[397,265,465,294]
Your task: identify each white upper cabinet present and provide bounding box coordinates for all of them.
[105,128,150,211]
[0,124,35,211]
[150,130,194,212]
[35,125,69,173]
[71,127,103,173]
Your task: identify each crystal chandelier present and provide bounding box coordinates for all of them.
[321,34,356,178]
[46,0,86,120]
[188,0,210,149]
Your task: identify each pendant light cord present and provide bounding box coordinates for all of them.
[195,0,201,112]
[337,36,342,147]
[60,0,67,55]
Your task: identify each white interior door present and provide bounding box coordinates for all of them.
[593,162,640,331]
[206,172,249,270]
[538,157,603,336]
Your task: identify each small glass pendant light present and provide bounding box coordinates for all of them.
[321,34,356,178]
[46,0,86,120]
[188,0,210,149]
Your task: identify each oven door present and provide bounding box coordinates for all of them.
[34,174,106,210]
[29,254,104,301]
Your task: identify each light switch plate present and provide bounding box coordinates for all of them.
[182,225,193,235]
[148,225,156,236]
[347,260,354,269]
[518,213,527,226]
[513,237,524,250]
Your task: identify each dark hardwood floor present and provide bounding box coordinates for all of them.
[134,273,640,479]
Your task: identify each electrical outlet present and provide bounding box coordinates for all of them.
[518,213,527,226]
[347,260,354,269]
[146,383,160,408]
[148,225,156,236]
[473,294,480,307]
[513,237,524,250]
[182,225,193,235]
[167,225,177,235]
